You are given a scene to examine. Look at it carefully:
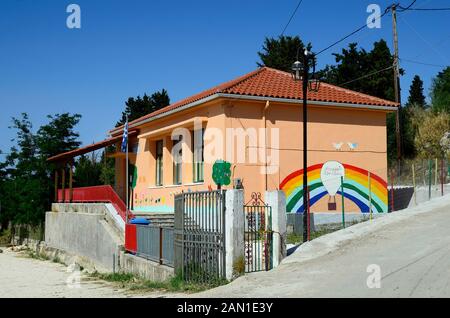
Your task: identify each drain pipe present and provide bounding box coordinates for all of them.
[263,100,270,191]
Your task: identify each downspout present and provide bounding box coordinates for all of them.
[263,100,270,191]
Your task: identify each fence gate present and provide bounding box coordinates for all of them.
[174,190,226,283]
[244,192,273,273]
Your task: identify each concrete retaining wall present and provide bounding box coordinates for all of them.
[17,239,106,273]
[18,237,174,281]
[120,252,174,282]
[387,184,450,211]
[287,212,386,234]
[45,212,123,272]
[312,212,386,228]
[406,184,450,208]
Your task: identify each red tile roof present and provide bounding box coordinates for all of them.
[111,67,398,134]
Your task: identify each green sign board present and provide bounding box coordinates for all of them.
[212,160,232,188]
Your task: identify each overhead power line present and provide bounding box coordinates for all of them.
[315,6,391,56]
[397,0,417,12]
[399,3,450,11]
[338,65,395,87]
[315,0,422,56]
[280,0,304,36]
[400,58,448,68]
[402,8,450,11]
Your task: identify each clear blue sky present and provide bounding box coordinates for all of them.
[1,0,449,154]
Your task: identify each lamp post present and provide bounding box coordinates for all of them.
[292,49,320,243]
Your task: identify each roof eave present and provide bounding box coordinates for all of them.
[109,93,221,136]
[217,93,399,111]
[108,93,398,136]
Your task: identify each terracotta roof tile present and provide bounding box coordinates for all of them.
[111,67,398,134]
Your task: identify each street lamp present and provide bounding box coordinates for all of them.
[291,60,302,81]
[291,48,319,243]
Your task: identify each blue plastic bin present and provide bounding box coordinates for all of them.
[129,217,150,225]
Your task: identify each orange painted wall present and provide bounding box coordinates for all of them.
[116,98,389,214]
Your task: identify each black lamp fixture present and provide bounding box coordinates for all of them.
[291,60,303,81]
[308,55,321,92]
[308,77,321,92]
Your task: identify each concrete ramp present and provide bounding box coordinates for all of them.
[105,203,125,232]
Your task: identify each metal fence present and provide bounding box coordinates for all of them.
[174,190,226,283]
[244,193,273,273]
[135,225,174,266]
[388,158,449,211]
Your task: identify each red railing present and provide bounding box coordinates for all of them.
[57,185,133,221]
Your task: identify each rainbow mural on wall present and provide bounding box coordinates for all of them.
[280,162,388,213]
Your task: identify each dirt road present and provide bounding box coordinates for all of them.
[3,195,450,298]
[0,249,177,298]
[197,194,450,298]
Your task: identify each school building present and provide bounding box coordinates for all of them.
[49,66,398,215]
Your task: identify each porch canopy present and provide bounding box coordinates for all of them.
[47,130,138,203]
[47,130,138,163]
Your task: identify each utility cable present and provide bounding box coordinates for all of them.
[280,0,304,36]
[337,65,395,87]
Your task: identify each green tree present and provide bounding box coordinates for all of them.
[400,106,418,159]
[406,75,427,108]
[73,154,102,187]
[319,40,398,100]
[35,113,82,206]
[99,149,115,186]
[1,114,44,225]
[317,43,369,93]
[116,89,170,127]
[0,154,11,230]
[415,113,450,158]
[0,113,82,227]
[257,35,312,72]
[7,114,39,179]
[400,76,427,158]
[431,67,450,113]
[36,113,82,160]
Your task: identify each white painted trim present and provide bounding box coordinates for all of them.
[183,182,205,187]
[216,93,398,111]
[160,184,182,189]
[110,94,220,135]
[147,182,204,189]
[138,117,208,139]
[147,185,164,189]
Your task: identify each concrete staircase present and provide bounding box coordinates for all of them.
[132,213,175,228]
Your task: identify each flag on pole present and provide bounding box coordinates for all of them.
[121,120,128,153]
[122,118,130,222]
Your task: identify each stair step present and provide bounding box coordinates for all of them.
[130,212,175,228]
[134,212,174,216]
